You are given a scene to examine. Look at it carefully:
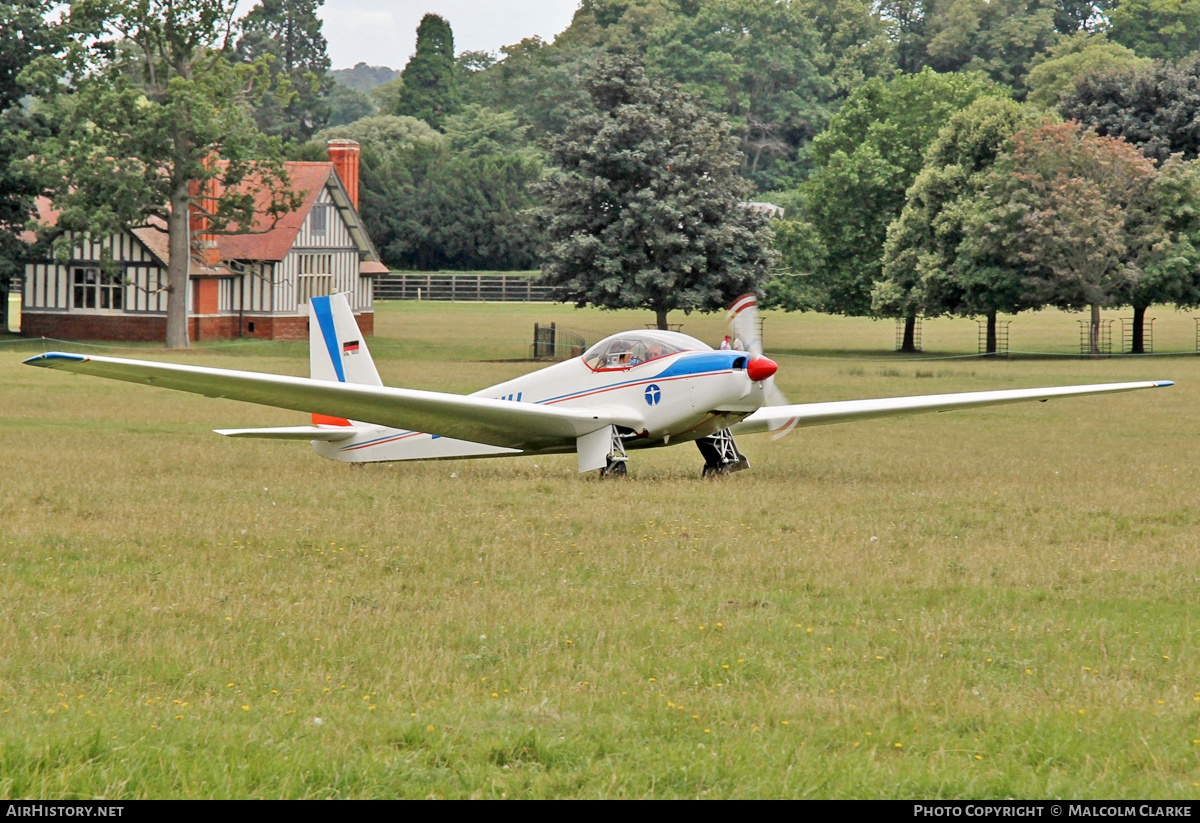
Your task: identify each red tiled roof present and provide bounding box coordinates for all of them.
[26,161,343,265]
[216,162,336,262]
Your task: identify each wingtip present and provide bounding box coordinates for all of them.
[22,352,88,367]
[1154,380,1175,388]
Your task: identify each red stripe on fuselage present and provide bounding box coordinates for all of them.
[542,370,731,405]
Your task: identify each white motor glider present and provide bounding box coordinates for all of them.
[23,293,1173,477]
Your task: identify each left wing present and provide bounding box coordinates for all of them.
[22,352,626,452]
[733,380,1174,438]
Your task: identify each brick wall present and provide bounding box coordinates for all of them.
[22,311,374,343]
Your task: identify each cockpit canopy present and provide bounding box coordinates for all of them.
[582,331,711,371]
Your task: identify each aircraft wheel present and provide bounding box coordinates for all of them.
[601,461,627,478]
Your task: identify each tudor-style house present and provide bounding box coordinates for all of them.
[21,139,387,341]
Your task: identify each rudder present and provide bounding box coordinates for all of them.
[308,294,382,426]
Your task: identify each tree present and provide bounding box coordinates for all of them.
[234,0,332,143]
[921,0,1060,93]
[311,110,542,271]
[795,68,1007,349]
[877,0,939,74]
[1107,0,1200,60]
[796,0,895,96]
[309,115,444,267]
[324,82,375,127]
[328,62,399,94]
[873,98,1049,352]
[1121,154,1200,351]
[25,0,300,349]
[0,0,64,330]
[1059,54,1200,164]
[395,13,460,129]
[536,56,774,330]
[647,0,833,188]
[1024,32,1149,107]
[959,122,1160,354]
[1052,1,1115,34]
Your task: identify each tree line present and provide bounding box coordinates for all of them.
[6,0,1200,347]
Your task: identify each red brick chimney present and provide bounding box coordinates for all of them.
[327,139,361,209]
[188,156,221,267]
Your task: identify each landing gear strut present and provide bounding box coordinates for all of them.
[696,428,749,477]
[598,427,630,478]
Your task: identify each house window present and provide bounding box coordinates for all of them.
[72,267,123,310]
[296,253,333,304]
[310,204,328,236]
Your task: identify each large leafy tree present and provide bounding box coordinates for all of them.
[1127,155,1200,350]
[1059,54,1200,164]
[0,0,65,330]
[309,115,444,266]
[647,0,833,189]
[311,108,542,271]
[793,68,1006,348]
[873,98,1049,352]
[959,122,1160,354]
[1025,32,1149,107]
[1107,0,1200,60]
[797,0,895,96]
[877,0,939,74]
[25,0,300,349]
[921,0,1061,93]
[394,13,460,129]
[536,56,774,330]
[233,0,333,143]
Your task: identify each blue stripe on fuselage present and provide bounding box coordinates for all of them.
[537,351,742,405]
[310,296,345,383]
[651,351,743,380]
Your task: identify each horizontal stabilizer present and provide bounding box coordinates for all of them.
[215,426,364,441]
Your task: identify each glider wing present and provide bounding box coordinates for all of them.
[733,381,1174,438]
[23,352,616,452]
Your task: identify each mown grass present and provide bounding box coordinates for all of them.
[2,303,1199,798]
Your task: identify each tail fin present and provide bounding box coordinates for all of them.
[308,294,381,425]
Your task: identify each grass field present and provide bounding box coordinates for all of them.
[2,302,1199,798]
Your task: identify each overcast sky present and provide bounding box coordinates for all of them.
[316,1,583,70]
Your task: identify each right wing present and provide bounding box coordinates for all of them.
[733,380,1174,438]
[22,352,626,453]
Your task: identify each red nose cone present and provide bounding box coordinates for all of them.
[746,356,778,382]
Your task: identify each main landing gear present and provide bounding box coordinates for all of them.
[598,427,630,478]
[696,428,749,478]
[594,427,748,478]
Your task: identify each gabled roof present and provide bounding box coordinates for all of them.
[25,160,385,269]
[216,162,337,262]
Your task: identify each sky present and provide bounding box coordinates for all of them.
[316,1,583,70]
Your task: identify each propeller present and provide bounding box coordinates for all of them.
[726,294,794,439]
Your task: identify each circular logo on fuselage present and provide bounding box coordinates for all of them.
[645,384,662,406]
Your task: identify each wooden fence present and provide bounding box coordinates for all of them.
[374,272,558,302]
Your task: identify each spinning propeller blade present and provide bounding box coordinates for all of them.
[728,293,792,438]
[726,293,763,357]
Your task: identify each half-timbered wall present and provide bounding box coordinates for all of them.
[23,231,168,314]
[22,176,376,341]
[271,187,372,315]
